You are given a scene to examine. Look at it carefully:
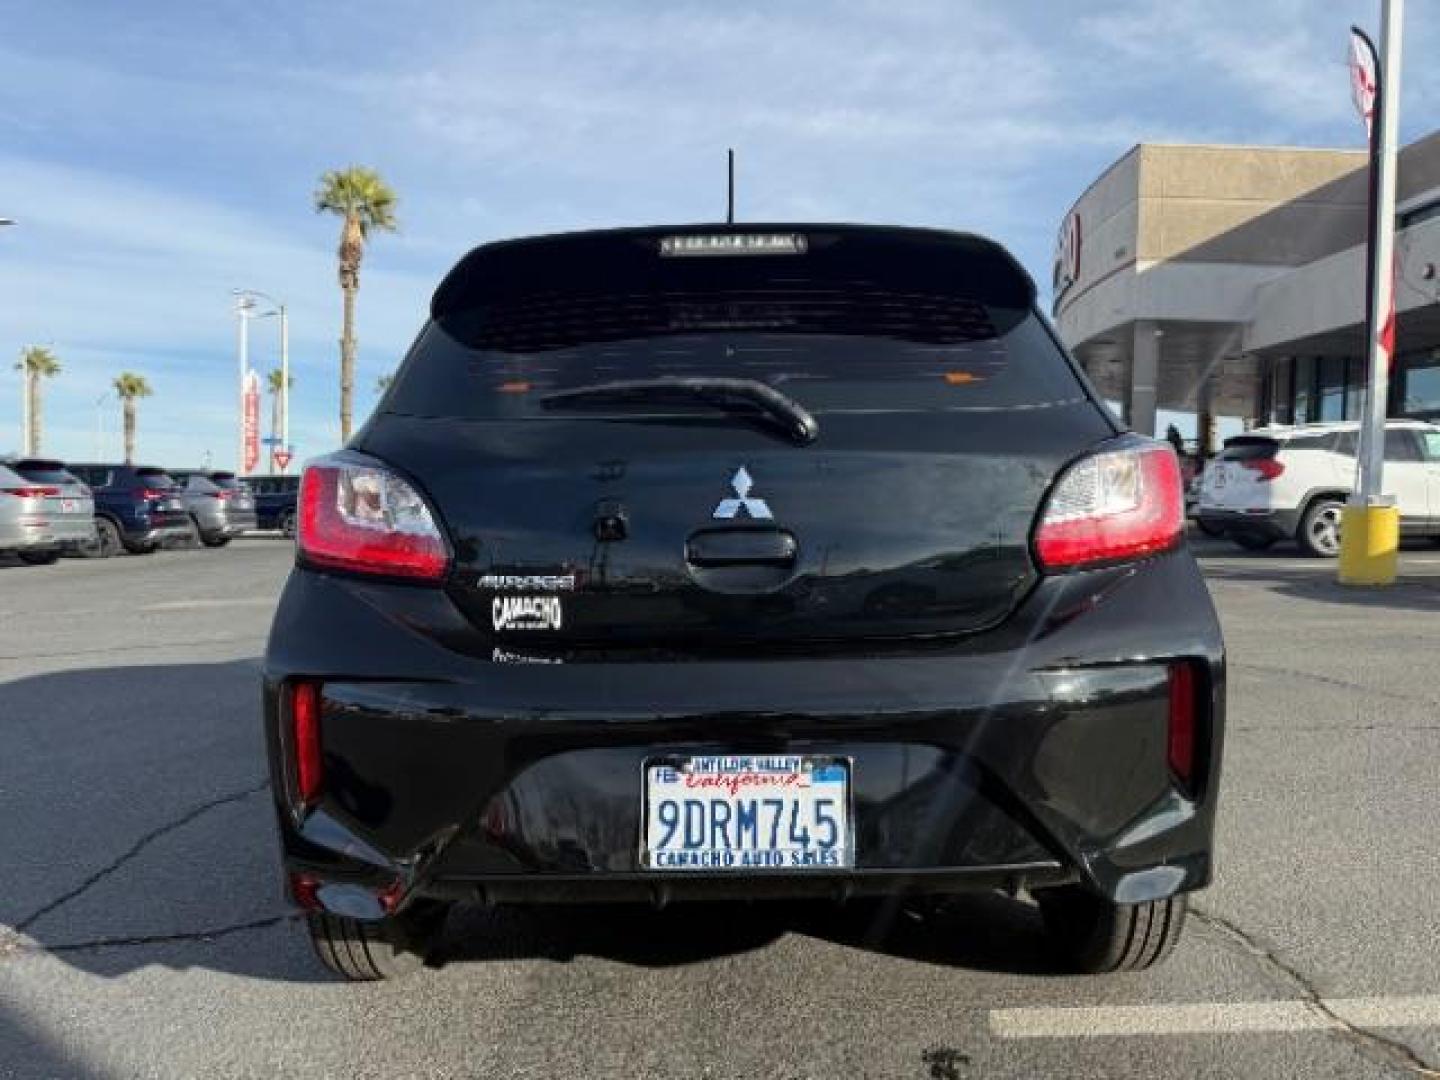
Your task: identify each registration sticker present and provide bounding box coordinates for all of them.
[641,755,853,871]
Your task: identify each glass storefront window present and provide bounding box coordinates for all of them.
[1293,357,1314,423]
[1318,357,1346,421]
[1401,352,1440,416]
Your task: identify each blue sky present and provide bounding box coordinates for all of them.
[1,0,1436,468]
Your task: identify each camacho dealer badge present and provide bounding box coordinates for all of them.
[492,595,564,631]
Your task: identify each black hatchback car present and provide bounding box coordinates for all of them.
[264,225,1225,980]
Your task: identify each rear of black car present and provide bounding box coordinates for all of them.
[263,225,1224,979]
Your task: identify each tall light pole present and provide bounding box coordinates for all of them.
[1340,0,1405,586]
[233,289,288,471]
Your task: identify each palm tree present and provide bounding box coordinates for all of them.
[376,372,394,395]
[113,373,152,465]
[15,346,60,455]
[313,166,398,443]
[267,368,292,471]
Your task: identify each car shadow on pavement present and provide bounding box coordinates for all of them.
[1200,563,1440,611]
[1,658,326,987]
[433,891,1055,977]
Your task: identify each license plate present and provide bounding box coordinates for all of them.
[642,755,852,871]
[60,499,77,512]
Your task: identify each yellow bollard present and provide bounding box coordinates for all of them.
[1337,504,1400,585]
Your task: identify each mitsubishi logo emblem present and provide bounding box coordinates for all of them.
[712,466,773,520]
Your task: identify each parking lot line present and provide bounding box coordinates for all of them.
[989,995,1440,1039]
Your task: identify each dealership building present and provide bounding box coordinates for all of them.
[1053,132,1440,452]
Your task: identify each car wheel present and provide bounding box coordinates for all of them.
[121,539,158,555]
[1297,498,1345,558]
[305,902,447,982]
[200,533,231,548]
[280,510,296,539]
[18,549,59,565]
[89,519,123,559]
[1231,532,1276,552]
[1037,887,1187,974]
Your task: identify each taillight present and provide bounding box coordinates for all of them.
[1,486,60,498]
[1240,458,1284,481]
[139,487,169,501]
[298,457,450,580]
[290,682,323,805]
[1034,441,1184,571]
[1167,662,1200,791]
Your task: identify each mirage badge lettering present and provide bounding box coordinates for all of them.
[492,596,564,631]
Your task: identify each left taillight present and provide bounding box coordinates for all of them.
[289,681,323,805]
[1034,441,1184,571]
[298,456,450,581]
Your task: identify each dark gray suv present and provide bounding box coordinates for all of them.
[171,469,258,547]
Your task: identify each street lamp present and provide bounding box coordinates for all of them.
[232,288,290,472]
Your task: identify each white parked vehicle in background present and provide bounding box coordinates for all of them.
[1197,420,1440,557]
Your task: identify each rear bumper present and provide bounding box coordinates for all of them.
[1196,507,1299,539]
[263,549,1226,917]
[198,510,258,537]
[0,516,94,551]
[125,514,192,543]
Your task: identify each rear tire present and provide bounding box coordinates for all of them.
[122,539,158,555]
[200,533,231,548]
[1230,532,1276,552]
[87,519,123,559]
[305,903,447,981]
[1297,498,1344,558]
[18,549,59,565]
[1037,887,1187,974]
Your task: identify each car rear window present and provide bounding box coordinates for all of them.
[385,228,1088,418]
[135,468,178,488]
[209,473,248,491]
[10,459,81,485]
[1219,437,1280,461]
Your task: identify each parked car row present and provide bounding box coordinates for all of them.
[0,459,300,564]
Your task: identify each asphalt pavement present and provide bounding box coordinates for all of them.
[3,534,1439,1079]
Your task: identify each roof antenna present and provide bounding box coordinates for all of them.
[726,148,736,224]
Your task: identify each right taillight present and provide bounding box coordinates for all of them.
[298,456,450,580]
[1035,441,1184,571]
[1240,458,1284,481]
[290,682,323,805]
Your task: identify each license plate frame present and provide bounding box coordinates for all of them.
[639,754,854,872]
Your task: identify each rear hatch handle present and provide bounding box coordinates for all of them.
[540,377,819,445]
[686,527,797,568]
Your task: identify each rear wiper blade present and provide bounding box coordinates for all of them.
[539,377,819,445]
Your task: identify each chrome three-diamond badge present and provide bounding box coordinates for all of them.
[712,466,773,520]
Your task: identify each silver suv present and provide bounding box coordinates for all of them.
[0,459,96,563]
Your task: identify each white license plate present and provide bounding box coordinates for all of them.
[60,499,78,512]
[642,755,852,871]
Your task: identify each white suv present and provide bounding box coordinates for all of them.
[1196,420,1440,556]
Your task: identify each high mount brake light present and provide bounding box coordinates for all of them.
[1240,458,1284,481]
[298,459,450,580]
[1035,442,1184,571]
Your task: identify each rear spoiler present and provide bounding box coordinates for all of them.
[432,223,1037,322]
